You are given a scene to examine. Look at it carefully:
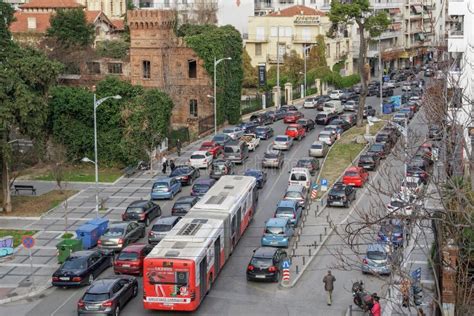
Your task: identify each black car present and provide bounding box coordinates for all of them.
[327,182,356,208]
[315,112,337,125]
[247,247,288,282]
[170,165,200,185]
[363,105,376,118]
[358,153,381,171]
[52,250,113,287]
[121,200,161,227]
[77,276,138,315]
[295,157,320,176]
[382,87,394,97]
[212,133,232,146]
[382,125,401,138]
[210,159,235,179]
[171,196,199,216]
[367,142,390,159]
[274,108,287,120]
[316,95,331,110]
[296,118,315,132]
[375,132,396,149]
[328,118,351,132]
[250,112,273,125]
[238,121,259,133]
[367,85,379,96]
[244,169,267,189]
[255,126,274,140]
[340,91,357,102]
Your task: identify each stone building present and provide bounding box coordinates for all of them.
[128,9,213,135]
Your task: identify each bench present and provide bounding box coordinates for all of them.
[14,185,36,195]
[123,165,138,178]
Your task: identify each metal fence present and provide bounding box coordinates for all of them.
[198,114,215,135]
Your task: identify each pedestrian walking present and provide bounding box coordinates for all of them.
[176,139,182,157]
[322,270,336,306]
[417,307,426,316]
[371,294,381,316]
[161,155,168,174]
[169,159,176,172]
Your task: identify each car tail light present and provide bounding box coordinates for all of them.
[52,276,59,282]
[183,176,189,180]
[139,213,146,220]
[397,236,403,240]
[148,231,153,236]
[268,266,277,272]
[118,238,124,245]
[293,213,296,219]
[72,277,82,282]
[77,300,85,308]
[190,290,196,301]
[363,259,368,264]
[98,240,102,245]
[102,300,113,307]
[247,265,254,271]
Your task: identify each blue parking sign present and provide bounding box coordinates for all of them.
[321,179,328,186]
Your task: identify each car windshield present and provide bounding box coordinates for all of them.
[285,191,302,199]
[264,152,277,158]
[367,251,387,261]
[171,168,189,176]
[117,251,139,261]
[319,134,330,140]
[256,127,267,132]
[381,224,403,235]
[190,154,205,160]
[316,114,327,119]
[276,207,295,216]
[224,147,237,153]
[390,200,406,208]
[103,227,124,237]
[370,144,383,151]
[213,135,225,142]
[126,207,144,213]
[245,171,260,177]
[62,256,87,270]
[200,143,213,149]
[345,171,359,177]
[311,144,323,149]
[153,182,169,191]
[290,173,307,181]
[265,226,285,235]
[250,257,273,267]
[222,128,235,134]
[287,127,297,131]
[275,136,288,142]
[193,183,210,190]
[360,156,374,162]
[151,224,172,232]
[173,203,191,211]
[212,164,225,172]
[83,293,110,302]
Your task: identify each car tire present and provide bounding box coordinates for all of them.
[114,305,120,316]
[170,192,175,200]
[88,274,94,285]
[140,229,146,239]
[145,217,150,227]
[132,285,138,297]
[274,272,280,283]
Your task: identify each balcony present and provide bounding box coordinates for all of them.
[246,35,269,43]
[448,0,466,16]
[292,35,317,43]
[406,0,423,5]
[372,1,404,9]
[375,31,402,40]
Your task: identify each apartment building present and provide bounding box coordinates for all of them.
[254,0,331,15]
[76,0,127,18]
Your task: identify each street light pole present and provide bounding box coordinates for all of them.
[213,57,232,135]
[303,44,318,99]
[378,38,383,115]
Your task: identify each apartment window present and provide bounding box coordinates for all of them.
[142,60,151,79]
[87,62,100,74]
[336,43,341,59]
[255,43,262,56]
[271,27,277,37]
[256,27,265,41]
[285,27,292,37]
[189,99,198,117]
[164,0,170,7]
[110,1,113,14]
[188,59,197,78]
[302,28,311,41]
[326,44,331,58]
[108,63,122,74]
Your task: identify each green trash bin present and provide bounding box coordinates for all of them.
[56,239,83,264]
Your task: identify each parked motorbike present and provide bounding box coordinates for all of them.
[137,160,150,171]
[352,281,375,312]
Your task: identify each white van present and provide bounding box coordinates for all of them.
[288,167,312,189]
[323,100,343,114]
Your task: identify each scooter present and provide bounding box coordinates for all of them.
[352,281,375,312]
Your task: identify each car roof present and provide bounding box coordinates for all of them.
[286,184,305,192]
[175,196,198,203]
[275,134,289,139]
[265,217,288,227]
[87,278,117,293]
[277,199,298,207]
[245,168,262,174]
[291,167,310,173]
[121,243,148,252]
[253,247,278,258]
[128,200,149,207]
[319,131,332,135]
[287,124,301,127]
[109,222,129,229]
[194,178,215,185]
[298,157,314,162]
[226,139,242,146]
[367,243,388,253]
[191,150,208,155]
[346,166,360,172]
[201,141,215,146]
[152,216,180,225]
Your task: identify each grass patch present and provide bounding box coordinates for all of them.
[0,229,38,247]
[0,190,78,217]
[19,164,123,183]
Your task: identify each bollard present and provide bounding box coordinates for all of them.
[314,241,317,248]
[309,248,311,256]
[314,210,317,217]
[302,256,306,266]
[349,304,353,316]
[326,214,329,223]
[325,227,327,235]
[296,265,299,274]
[320,233,322,242]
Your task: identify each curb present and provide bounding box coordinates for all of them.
[0,283,52,305]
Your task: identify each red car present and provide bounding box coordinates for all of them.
[199,141,223,158]
[342,166,369,187]
[283,111,303,124]
[285,124,306,140]
[114,243,153,276]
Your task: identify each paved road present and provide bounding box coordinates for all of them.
[0,89,418,316]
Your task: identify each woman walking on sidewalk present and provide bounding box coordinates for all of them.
[161,155,168,174]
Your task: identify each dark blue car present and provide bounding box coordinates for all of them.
[255,126,274,140]
[244,169,267,189]
[377,219,404,247]
[238,121,259,133]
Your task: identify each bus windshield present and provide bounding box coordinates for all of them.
[148,270,189,286]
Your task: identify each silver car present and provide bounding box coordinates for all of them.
[283,184,308,209]
[222,126,244,140]
[262,150,284,168]
[309,141,329,158]
[98,222,145,251]
[361,243,392,275]
[272,135,293,150]
[318,131,337,146]
[343,100,357,111]
[148,216,181,245]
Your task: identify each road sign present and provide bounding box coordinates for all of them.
[411,267,421,281]
[311,183,318,200]
[282,259,291,269]
[320,179,328,192]
[21,235,35,249]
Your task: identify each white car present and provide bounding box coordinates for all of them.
[189,151,213,169]
[344,100,357,111]
[318,131,336,146]
[400,176,426,198]
[401,84,411,92]
[329,90,343,99]
[240,133,260,151]
[222,126,244,140]
[303,97,317,108]
[386,192,422,217]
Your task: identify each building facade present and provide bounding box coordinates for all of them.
[127,9,213,133]
[246,5,353,74]
[254,0,331,16]
[76,0,127,18]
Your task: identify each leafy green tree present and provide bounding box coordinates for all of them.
[46,9,95,48]
[329,0,390,126]
[242,49,257,88]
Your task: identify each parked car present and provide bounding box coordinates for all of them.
[375,132,396,148]
[315,111,337,125]
[275,199,303,227]
[52,250,113,287]
[361,243,392,275]
[261,218,294,248]
[121,200,161,227]
[401,84,411,92]
[363,105,376,118]
[285,124,306,140]
[323,100,343,114]
[77,276,138,315]
[255,126,274,140]
[171,196,199,216]
[189,150,213,169]
[283,184,308,209]
[367,142,390,160]
[151,177,182,200]
[199,141,223,158]
[170,165,200,186]
[329,118,351,132]
[262,150,284,169]
[309,141,329,158]
[386,193,419,217]
[250,112,273,125]
[212,133,232,146]
[244,169,267,189]
[288,167,312,189]
[191,178,216,196]
[340,91,357,102]
[343,100,358,112]
[223,140,249,164]
[377,219,404,247]
[114,243,153,275]
[400,176,426,198]
[296,118,315,131]
[240,133,260,151]
[382,87,394,97]
[272,135,293,151]
[303,97,318,108]
[147,216,181,245]
[324,125,343,136]
[340,113,357,126]
[318,130,337,146]
[237,121,259,134]
[222,126,244,140]
[210,159,235,179]
[327,182,356,208]
[342,166,369,187]
[329,89,343,99]
[283,111,303,124]
[274,108,287,120]
[407,158,430,184]
[98,222,146,251]
[246,247,288,282]
[295,157,320,176]
[399,107,414,119]
[358,153,381,171]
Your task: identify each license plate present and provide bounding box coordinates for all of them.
[349,183,355,186]
[255,275,266,279]
[85,305,100,311]
[122,264,130,268]
[270,241,278,245]
[60,277,69,281]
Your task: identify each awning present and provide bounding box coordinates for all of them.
[389,8,401,15]
[411,5,422,14]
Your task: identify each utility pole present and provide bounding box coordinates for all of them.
[379,37,383,115]
[276,25,280,108]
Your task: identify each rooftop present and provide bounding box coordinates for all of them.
[268,5,326,17]
[20,0,83,9]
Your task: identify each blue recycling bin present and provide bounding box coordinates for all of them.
[76,224,100,249]
[383,102,393,114]
[86,217,109,236]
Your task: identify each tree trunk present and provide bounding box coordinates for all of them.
[2,157,12,213]
[357,23,368,127]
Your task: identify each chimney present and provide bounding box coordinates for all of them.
[27,17,36,30]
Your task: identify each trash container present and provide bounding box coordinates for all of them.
[56,239,82,264]
[383,102,393,114]
[76,224,100,250]
[86,217,109,236]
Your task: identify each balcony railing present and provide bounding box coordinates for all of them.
[449,30,464,37]
[375,31,402,39]
[137,1,217,10]
[246,35,269,43]
[371,2,404,9]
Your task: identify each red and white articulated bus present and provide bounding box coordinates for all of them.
[143,176,258,312]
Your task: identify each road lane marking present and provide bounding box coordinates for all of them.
[50,290,79,316]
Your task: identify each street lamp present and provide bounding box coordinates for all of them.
[88,93,121,218]
[213,57,232,135]
[303,44,318,98]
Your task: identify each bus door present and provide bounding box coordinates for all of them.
[236,207,242,239]
[199,256,207,302]
[214,237,220,275]
[231,215,236,249]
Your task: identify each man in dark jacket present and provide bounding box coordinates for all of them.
[323,270,336,306]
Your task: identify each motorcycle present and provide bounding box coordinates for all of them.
[137,160,150,171]
[352,281,375,312]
